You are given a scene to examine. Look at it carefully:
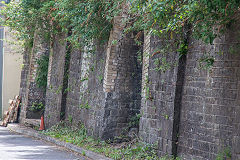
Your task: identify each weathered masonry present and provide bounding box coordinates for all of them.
[19,18,240,160]
[65,15,143,140]
[139,22,240,159]
[20,31,49,122]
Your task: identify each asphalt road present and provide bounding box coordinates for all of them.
[0,127,87,160]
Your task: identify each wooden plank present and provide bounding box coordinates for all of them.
[0,95,21,127]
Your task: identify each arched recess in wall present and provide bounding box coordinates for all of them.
[101,14,143,140]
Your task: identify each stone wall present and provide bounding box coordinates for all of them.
[139,22,240,159]
[178,23,240,160]
[139,34,185,156]
[101,17,142,140]
[44,33,67,128]
[20,32,49,120]
[19,2,142,142]
[65,15,142,140]
[19,47,31,123]
[65,43,106,137]
[17,13,240,160]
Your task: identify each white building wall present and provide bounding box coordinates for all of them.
[2,27,23,117]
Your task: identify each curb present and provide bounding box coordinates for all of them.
[7,123,112,160]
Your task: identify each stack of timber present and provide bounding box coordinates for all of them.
[1,96,21,127]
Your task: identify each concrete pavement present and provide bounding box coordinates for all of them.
[0,126,87,160]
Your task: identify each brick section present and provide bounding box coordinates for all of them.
[79,46,92,94]
[177,24,240,159]
[141,33,150,98]
[44,33,67,128]
[139,34,185,156]
[103,4,129,93]
[19,32,49,120]
[103,16,125,92]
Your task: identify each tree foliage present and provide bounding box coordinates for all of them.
[0,0,123,47]
[129,0,240,44]
[1,0,240,48]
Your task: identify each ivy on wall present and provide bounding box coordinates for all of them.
[1,0,240,64]
[36,54,49,90]
[128,0,240,42]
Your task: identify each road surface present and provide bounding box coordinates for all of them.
[0,126,87,160]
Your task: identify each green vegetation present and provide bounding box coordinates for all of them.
[0,0,121,48]
[29,102,44,112]
[0,1,238,158]
[0,0,239,70]
[36,54,49,90]
[128,113,141,129]
[43,122,178,160]
[97,75,103,83]
[41,122,232,160]
[216,148,231,160]
[79,101,91,109]
[199,56,215,70]
[1,0,239,48]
